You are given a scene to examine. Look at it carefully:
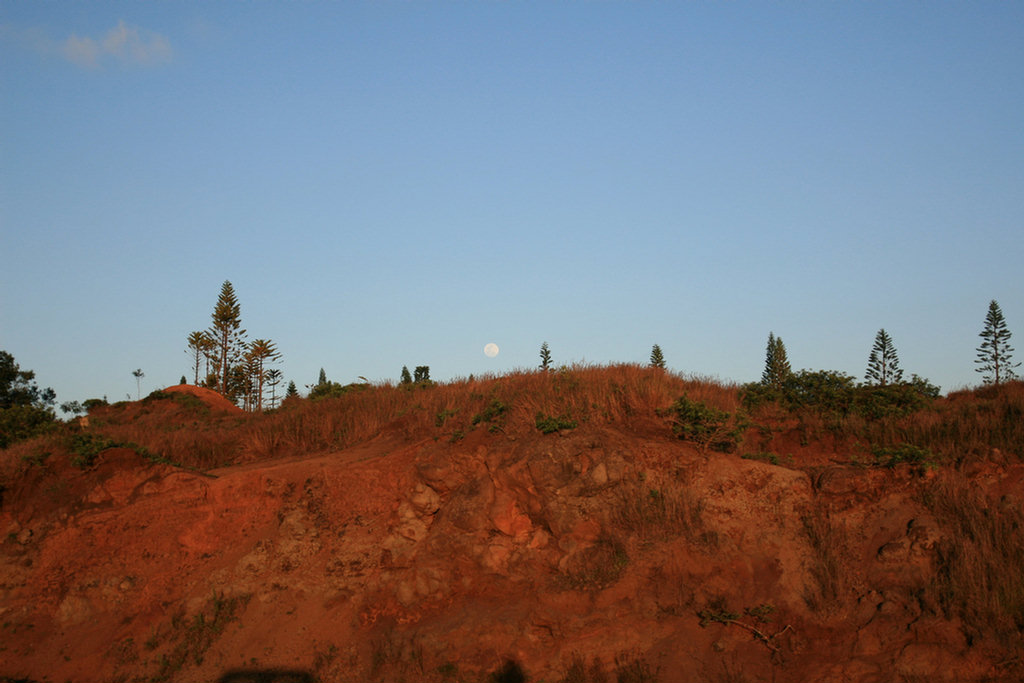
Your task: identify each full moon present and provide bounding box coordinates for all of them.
[483,343,499,358]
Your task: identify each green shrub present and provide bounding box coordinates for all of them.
[0,404,57,448]
[741,451,789,466]
[308,381,370,400]
[67,433,117,468]
[472,399,508,425]
[669,396,743,453]
[872,443,935,471]
[536,412,578,434]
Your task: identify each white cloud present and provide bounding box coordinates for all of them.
[2,20,173,68]
[97,20,172,66]
[63,33,101,67]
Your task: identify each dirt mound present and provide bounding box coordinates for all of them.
[2,370,1022,682]
[162,383,244,414]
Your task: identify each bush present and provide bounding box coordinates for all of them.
[0,404,57,448]
[535,413,578,434]
[67,433,117,468]
[308,381,370,401]
[669,396,743,453]
[871,443,935,471]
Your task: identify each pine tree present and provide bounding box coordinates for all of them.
[318,368,327,386]
[539,342,552,371]
[760,333,791,389]
[265,368,283,409]
[650,344,666,369]
[285,381,298,398]
[975,300,1020,385]
[865,329,904,386]
[400,366,412,385]
[245,339,281,411]
[207,281,246,400]
[185,330,213,385]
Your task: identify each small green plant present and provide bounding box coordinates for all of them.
[872,443,935,471]
[670,396,744,453]
[697,596,740,626]
[744,603,775,623]
[171,392,209,414]
[536,412,578,434]
[435,408,457,427]
[67,433,117,468]
[472,399,508,425]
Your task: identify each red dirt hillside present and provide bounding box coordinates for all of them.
[1,367,1023,682]
[162,384,246,415]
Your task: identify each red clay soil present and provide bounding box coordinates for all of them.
[1,403,1022,682]
[162,383,245,414]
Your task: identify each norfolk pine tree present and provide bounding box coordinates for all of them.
[650,344,666,369]
[185,330,213,385]
[539,342,552,371]
[975,300,1020,385]
[865,329,904,386]
[761,333,791,390]
[207,281,247,399]
[245,339,281,411]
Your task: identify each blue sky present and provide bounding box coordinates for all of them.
[2,2,1022,404]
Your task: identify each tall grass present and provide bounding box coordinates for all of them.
[242,365,739,461]
[749,381,1024,465]
[919,471,1024,646]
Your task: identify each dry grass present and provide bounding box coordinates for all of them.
[242,364,739,462]
[610,471,706,543]
[919,471,1024,646]
[751,380,1024,466]
[800,504,846,611]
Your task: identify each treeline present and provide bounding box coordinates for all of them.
[184,281,283,412]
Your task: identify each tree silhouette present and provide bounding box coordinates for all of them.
[539,342,552,371]
[132,368,145,400]
[207,281,247,400]
[185,330,214,385]
[650,344,666,369]
[265,368,283,409]
[865,329,903,386]
[0,350,57,448]
[245,339,281,411]
[761,333,792,390]
[400,365,412,385]
[414,366,431,383]
[975,300,1020,385]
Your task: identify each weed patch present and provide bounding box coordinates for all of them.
[919,472,1024,647]
[669,396,744,454]
[536,412,578,434]
[150,591,250,681]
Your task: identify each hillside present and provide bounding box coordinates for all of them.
[1,366,1023,682]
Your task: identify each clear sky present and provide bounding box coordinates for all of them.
[2,1,1022,405]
